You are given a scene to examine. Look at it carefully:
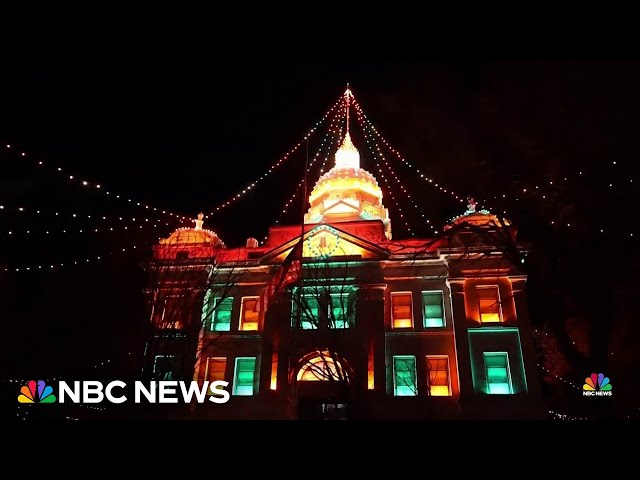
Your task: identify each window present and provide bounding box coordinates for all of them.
[210,297,233,331]
[205,357,226,383]
[477,286,502,323]
[157,296,184,329]
[426,356,451,396]
[393,356,417,396]
[484,352,513,395]
[293,290,354,330]
[240,297,260,331]
[233,357,257,396]
[330,293,351,329]
[296,295,319,330]
[153,355,177,381]
[391,292,413,329]
[422,291,445,328]
[297,352,349,382]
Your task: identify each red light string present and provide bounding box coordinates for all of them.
[205,96,345,218]
[5,144,189,221]
[355,105,438,236]
[268,101,347,235]
[351,101,489,210]
[357,112,414,237]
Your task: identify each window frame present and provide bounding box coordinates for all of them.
[392,355,418,397]
[153,354,177,380]
[391,292,414,329]
[422,290,445,328]
[239,296,260,332]
[204,357,227,383]
[426,355,451,397]
[210,296,234,332]
[329,292,352,329]
[483,352,513,395]
[233,357,257,396]
[477,285,503,323]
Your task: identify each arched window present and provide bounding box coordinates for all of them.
[297,351,350,382]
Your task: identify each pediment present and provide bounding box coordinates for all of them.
[261,224,389,264]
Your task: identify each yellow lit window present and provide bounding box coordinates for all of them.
[477,286,502,323]
[427,356,451,396]
[205,357,226,383]
[240,297,260,331]
[391,292,413,329]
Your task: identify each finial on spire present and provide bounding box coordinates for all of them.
[194,212,204,230]
[344,84,353,135]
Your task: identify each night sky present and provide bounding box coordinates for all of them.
[1,63,638,398]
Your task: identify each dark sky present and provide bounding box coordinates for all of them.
[1,62,638,376]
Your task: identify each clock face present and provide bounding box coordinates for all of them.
[307,228,341,258]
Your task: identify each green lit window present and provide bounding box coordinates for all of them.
[422,291,445,328]
[296,295,319,330]
[210,297,233,331]
[233,357,257,396]
[393,356,417,396]
[330,293,352,329]
[484,352,513,395]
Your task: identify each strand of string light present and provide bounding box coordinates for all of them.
[274,101,346,225]
[5,241,152,273]
[206,95,346,218]
[356,104,418,236]
[2,353,135,384]
[262,102,347,244]
[5,144,189,221]
[351,100,478,209]
[355,105,438,236]
[4,216,176,237]
[549,409,588,421]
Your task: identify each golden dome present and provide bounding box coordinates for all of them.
[159,213,225,247]
[305,132,392,239]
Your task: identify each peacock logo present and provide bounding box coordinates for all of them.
[18,380,57,404]
[583,373,613,396]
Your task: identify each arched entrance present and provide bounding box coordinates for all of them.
[294,350,352,420]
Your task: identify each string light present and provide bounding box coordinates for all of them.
[206,95,345,218]
[264,102,347,244]
[549,409,588,421]
[4,242,148,273]
[355,104,436,236]
[3,216,176,238]
[352,99,484,210]
[5,144,188,221]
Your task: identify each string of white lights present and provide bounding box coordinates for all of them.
[548,409,588,421]
[4,217,175,238]
[352,101,483,209]
[4,242,150,273]
[206,96,345,218]
[5,144,188,221]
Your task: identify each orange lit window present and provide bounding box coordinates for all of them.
[391,292,413,329]
[205,357,226,383]
[477,286,502,323]
[427,356,451,396]
[240,297,260,331]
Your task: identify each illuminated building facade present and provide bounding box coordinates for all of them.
[144,93,542,419]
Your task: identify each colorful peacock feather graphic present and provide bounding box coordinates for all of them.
[17,380,57,403]
[583,373,612,392]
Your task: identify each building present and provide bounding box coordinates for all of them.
[143,91,543,420]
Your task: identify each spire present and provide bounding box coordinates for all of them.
[335,86,360,170]
[344,84,353,134]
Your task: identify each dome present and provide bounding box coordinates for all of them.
[305,131,392,239]
[159,213,225,247]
